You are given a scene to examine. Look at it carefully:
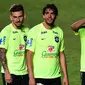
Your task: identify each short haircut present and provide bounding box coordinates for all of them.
[42,4,58,16]
[9,4,24,14]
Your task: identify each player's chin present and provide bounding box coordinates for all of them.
[47,20,53,24]
[48,21,53,24]
[16,23,22,27]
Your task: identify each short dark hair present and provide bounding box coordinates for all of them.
[9,4,24,14]
[42,4,58,16]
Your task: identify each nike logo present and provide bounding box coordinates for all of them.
[41,38,45,40]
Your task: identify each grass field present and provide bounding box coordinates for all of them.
[0,0,85,85]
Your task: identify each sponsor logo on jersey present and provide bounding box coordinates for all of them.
[26,38,33,47]
[53,31,58,34]
[47,45,55,52]
[41,38,46,40]
[13,38,16,40]
[42,45,56,58]
[18,44,24,50]
[12,31,18,34]
[0,38,2,44]
[3,36,6,44]
[13,44,25,57]
[41,31,47,34]
[0,36,6,44]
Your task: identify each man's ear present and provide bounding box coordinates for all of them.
[10,15,12,21]
[24,14,26,19]
[43,15,45,19]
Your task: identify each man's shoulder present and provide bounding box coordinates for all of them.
[54,26,63,33]
[1,24,11,34]
[27,23,42,37]
[29,23,41,32]
[32,23,41,29]
[22,25,30,32]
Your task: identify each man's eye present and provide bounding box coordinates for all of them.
[45,12,49,14]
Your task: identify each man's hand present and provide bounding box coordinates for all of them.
[62,76,69,85]
[5,70,12,84]
[29,77,36,85]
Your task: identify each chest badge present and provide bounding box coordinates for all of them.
[55,36,59,42]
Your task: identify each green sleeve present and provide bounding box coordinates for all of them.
[26,29,36,52]
[0,29,10,49]
[59,31,65,52]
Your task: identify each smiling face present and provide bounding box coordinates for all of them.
[43,8,56,26]
[10,10,25,28]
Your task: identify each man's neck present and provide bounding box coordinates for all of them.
[12,23,23,30]
[42,22,54,30]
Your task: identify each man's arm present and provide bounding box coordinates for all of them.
[0,48,12,83]
[26,50,36,85]
[71,19,85,31]
[59,51,69,85]
[0,48,8,71]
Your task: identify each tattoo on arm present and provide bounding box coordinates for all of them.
[0,48,7,70]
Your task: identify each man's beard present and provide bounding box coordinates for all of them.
[45,20,55,27]
[14,22,23,29]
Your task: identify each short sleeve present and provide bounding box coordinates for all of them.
[26,29,36,52]
[74,31,79,36]
[59,31,65,52]
[0,29,10,49]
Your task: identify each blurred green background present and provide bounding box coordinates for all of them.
[0,0,85,85]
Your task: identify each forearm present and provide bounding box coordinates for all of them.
[71,19,85,31]
[27,60,34,79]
[60,52,68,77]
[0,48,8,72]
[26,50,34,79]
